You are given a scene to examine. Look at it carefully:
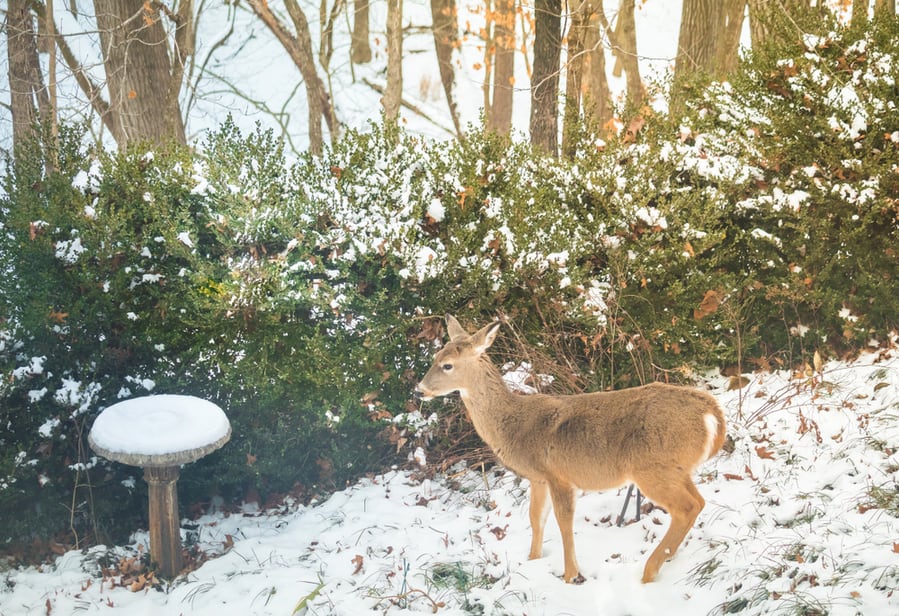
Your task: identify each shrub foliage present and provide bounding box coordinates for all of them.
[1,17,897,556]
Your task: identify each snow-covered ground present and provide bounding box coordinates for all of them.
[2,352,898,615]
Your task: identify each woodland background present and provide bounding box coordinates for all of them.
[4,0,896,157]
[1,0,898,565]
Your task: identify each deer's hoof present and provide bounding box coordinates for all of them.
[563,572,586,585]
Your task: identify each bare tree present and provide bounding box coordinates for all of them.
[562,0,588,157]
[599,0,642,110]
[383,0,403,122]
[582,3,612,126]
[320,0,344,74]
[93,0,187,147]
[486,0,515,136]
[6,0,50,153]
[851,0,869,27]
[350,0,372,64]
[530,0,561,155]
[747,0,816,51]
[675,0,744,79]
[247,0,337,155]
[716,0,745,77]
[562,1,614,157]
[873,0,896,18]
[431,0,462,136]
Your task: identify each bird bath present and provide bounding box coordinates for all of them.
[88,395,231,578]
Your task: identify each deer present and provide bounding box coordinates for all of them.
[415,315,727,584]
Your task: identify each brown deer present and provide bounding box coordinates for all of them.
[416,315,727,584]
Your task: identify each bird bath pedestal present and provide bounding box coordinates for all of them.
[88,395,231,579]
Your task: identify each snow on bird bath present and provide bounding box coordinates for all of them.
[89,394,231,465]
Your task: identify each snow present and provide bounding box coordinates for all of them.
[88,395,231,457]
[4,354,898,615]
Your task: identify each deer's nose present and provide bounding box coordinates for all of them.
[413,384,433,401]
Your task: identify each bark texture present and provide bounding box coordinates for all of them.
[384,0,403,122]
[431,0,462,136]
[94,0,186,147]
[7,0,49,151]
[487,0,514,136]
[530,0,561,155]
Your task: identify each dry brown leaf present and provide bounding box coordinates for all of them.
[351,554,364,575]
[694,290,722,320]
[755,445,776,460]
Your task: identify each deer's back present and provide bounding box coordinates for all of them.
[493,382,724,491]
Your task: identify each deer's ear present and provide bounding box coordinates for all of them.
[445,314,469,341]
[472,321,501,355]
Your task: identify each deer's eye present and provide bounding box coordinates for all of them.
[441,363,453,372]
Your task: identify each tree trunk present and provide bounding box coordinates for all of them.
[672,0,745,113]
[351,0,372,63]
[676,0,744,80]
[320,0,344,73]
[384,0,403,122]
[530,0,561,156]
[431,0,462,137]
[94,0,186,147]
[675,0,719,76]
[747,0,815,51]
[715,0,745,78]
[583,2,611,127]
[7,0,49,152]
[562,0,588,157]
[607,0,642,109]
[851,0,868,28]
[248,0,338,155]
[487,0,515,136]
[873,0,895,18]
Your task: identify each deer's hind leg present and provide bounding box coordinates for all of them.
[635,472,704,583]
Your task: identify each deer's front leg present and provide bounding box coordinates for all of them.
[549,482,585,584]
[528,480,550,560]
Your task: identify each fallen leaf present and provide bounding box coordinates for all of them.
[723,473,744,481]
[755,445,776,460]
[351,554,364,575]
[490,525,508,540]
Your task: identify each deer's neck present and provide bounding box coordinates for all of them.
[459,358,516,448]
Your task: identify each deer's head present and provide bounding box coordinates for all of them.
[415,315,501,400]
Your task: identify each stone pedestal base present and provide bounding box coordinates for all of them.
[144,466,182,578]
